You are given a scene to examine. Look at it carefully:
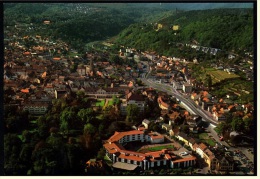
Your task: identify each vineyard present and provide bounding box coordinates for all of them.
[206,69,240,84]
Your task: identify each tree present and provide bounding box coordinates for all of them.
[215,122,231,136]
[60,108,76,135]
[4,133,23,175]
[84,123,96,135]
[98,124,105,135]
[5,116,19,133]
[112,95,120,105]
[19,143,33,166]
[32,146,63,175]
[76,91,85,100]
[180,125,190,134]
[231,117,245,132]
[109,55,123,65]
[97,148,106,160]
[77,108,94,124]
[126,104,140,123]
[243,116,254,134]
[66,143,84,175]
[46,134,65,150]
[103,105,120,122]
[21,130,31,143]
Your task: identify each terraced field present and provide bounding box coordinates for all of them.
[206,69,240,84]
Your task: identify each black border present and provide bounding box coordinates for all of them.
[1,0,257,177]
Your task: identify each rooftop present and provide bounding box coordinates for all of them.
[112,162,138,171]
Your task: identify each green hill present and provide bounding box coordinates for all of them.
[114,8,253,55]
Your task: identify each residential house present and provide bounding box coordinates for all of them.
[168,111,181,125]
[157,96,170,110]
[172,81,183,90]
[146,132,164,144]
[212,112,226,121]
[186,115,202,126]
[183,83,193,93]
[4,80,20,91]
[54,89,68,99]
[176,132,190,146]
[120,92,146,115]
[77,66,86,76]
[213,155,234,171]
[23,101,50,115]
[161,123,172,132]
[194,143,208,158]
[85,87,124,99]
[142,119,150,129]
[202,101,214,110]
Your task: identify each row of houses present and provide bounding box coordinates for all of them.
[191,90,253,121]
[186,43,220,56]
[176,132,234,171]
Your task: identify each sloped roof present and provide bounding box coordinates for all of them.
[198,143,208,151]
[128,93,145,101]
[108,130,144,143]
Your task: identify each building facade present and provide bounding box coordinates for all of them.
[103,130,196,171]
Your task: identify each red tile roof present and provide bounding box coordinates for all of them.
[21,88,29,93]
[118,153,145,162]
[53,57,61,61]
[103,142,124,154]
[198,143,208,151]
[128,93,145,102]
[148,132,164,140]
[23,51,31,55]
[173,156,196,163]
[104,129,197,165]
[158,96,169,108]
[108,130,144,143]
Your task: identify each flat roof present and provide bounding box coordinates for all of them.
[112,162,138,171]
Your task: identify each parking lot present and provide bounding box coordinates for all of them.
[233,149,254,174]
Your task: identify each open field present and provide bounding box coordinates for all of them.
[199,133,216,147]
[96,99,105,107]
[107,100,114,106]
[206,68,240,84]
[138,144,175,152]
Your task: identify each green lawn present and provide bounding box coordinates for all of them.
[207,139,216,147]
[199,133,208,140]
[199,133,216,147]
[104,155,113,166]
[144,145,175,152]
[108,100,114,106]
[96,99,105,107]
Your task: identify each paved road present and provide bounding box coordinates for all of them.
[140,78,219,126]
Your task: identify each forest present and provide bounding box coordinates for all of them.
[4,4,254,55]
[115,8,254,55]
[3,3,172,52]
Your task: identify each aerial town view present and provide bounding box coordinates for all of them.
[3,2,256,176]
